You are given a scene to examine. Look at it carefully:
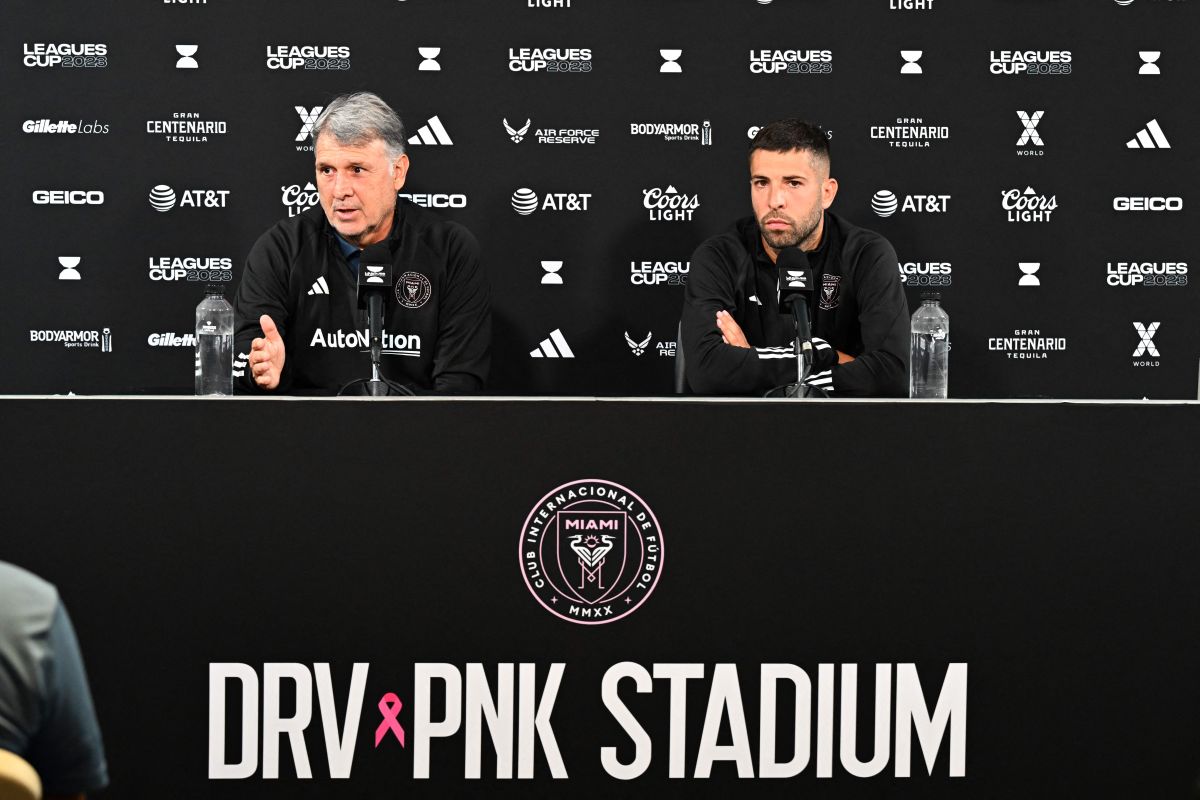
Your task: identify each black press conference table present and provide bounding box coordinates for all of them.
[1,396,1198,798]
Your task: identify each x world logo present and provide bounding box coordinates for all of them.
[295,106,323,142]
[1017,111,1043,146]
[1133,322,1160,357]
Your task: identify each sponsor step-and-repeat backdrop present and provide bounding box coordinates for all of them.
[3,398,1200,796]
[2,0,1198,397]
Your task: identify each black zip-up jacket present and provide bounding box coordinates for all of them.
[232,199,490,394]
[682,211,909,396]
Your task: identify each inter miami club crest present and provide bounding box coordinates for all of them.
[395,271,431,309]
[819,274,841,311]
[519,479,664,625]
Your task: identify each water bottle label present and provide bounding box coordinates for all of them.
[198,323,217,334]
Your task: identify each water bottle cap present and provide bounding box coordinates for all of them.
[204,284,225,296]
[920,291,942,302]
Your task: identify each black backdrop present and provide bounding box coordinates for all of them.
[2,397,1200,796]
[3,0,1199,397]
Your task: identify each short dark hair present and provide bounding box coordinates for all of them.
[749,119,831,171]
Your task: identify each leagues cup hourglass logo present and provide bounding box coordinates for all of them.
[520,479,664,625]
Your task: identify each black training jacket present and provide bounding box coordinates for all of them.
[682,211,909,397]
[232,199,490,394]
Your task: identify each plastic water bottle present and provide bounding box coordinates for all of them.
[909,293,949,399]
[195,286,234,395]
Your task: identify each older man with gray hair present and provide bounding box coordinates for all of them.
[233,92,490,394]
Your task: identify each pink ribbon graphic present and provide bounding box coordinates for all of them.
[374,693,405,748]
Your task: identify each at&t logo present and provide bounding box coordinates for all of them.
[149,185,229,211]
[511,188,591,215]
[871,190,949,217]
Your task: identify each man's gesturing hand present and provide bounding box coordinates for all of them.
[249,314,286,390]
[716,310,750,349]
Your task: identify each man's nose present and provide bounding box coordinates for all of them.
[769,184,787,208]
[332,172,353,197]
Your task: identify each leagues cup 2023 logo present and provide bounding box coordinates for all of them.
[521,479,663,625]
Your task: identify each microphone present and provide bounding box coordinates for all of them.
[775,248,815,391]
[356,243,392,395]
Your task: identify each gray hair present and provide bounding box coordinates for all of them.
[312,92,406,160]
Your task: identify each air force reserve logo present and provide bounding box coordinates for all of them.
[395,271,431,309]
[819,274,842,310]
[520,479,664,625]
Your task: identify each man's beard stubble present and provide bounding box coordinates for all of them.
[759,205,823,251]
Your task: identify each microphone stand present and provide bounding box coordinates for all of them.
[366,293,388,397]
[788,299,814,399]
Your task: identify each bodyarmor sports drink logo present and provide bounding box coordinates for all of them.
[989,50,1072,75]
[266,45,350,70]
[521,479,663,624]
[30,328,111,351]
[149,185,229,211]
[644,186,700,221]
[1132,322,1160,367]
[147,111,227,143]
[33,190,104,205]
[508,48,593,72]
[398,193,468,209]
[748,49,833,74]
[630,121,711,145]
[870,117,949,148]
[511,188,591,215]
[23,119,109,135]
[630,260,689,286]
[871,190,950,217]
[207,660,966,780]
[23,43,108,68]
[1113,195,1183,212]
[1002,187,1056,222]
[899,262,952,287]
[148,257,233,282]
[1106,261,1188,287]
[147,332,197,347]
[282,183,319,216]
[309,328,421,358]
[988,329,1067,359]
[295,106,323,151]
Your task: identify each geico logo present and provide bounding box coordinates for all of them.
[1113,196,1183,211]
[32,190,104,205]
[398,193,467,208]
